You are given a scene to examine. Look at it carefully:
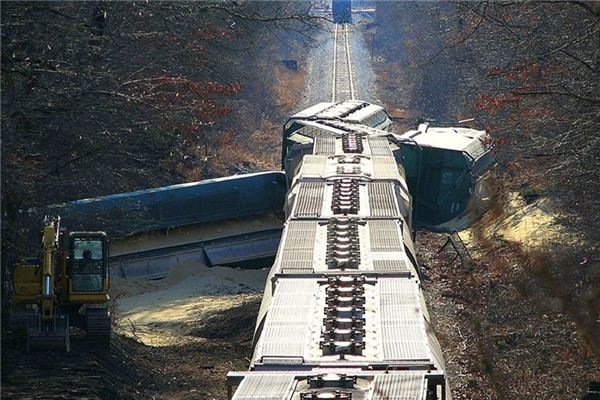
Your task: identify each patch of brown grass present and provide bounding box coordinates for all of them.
[272,65,305,112]
[471,174,600,359]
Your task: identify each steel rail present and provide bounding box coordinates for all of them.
[344,23,355,100]
[332,23,339,102]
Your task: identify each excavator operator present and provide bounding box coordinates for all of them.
[72,248,102,291]
[80,249,93,272]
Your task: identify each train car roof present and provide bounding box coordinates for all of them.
[250,276,445,370]
[398,125,490,160]
[291,100,387,122]
[228,370,445,400]
[292,102,336,119]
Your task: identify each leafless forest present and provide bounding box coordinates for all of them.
[374,2,600,398]
[2,1,599,399]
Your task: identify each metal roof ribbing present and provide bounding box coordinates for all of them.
[255,279,317,362]
[368,182,400,216]
[314,136,337,155]
[295,182,325,217]
[368,136,393,156]
[278,221,318,273]
[379,278,432,363]
[371,373,426,400]
[233,374,294,400]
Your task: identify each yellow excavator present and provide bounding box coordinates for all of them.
[9,216,111,351]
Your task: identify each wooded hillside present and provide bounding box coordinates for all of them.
[375,1,600,237]
[1,1,321,256]
[373,2,600,398]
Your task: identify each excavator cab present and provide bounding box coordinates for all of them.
[68,232,109,299]
[66,232,112,345]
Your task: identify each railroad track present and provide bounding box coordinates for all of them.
[332,23,355,102]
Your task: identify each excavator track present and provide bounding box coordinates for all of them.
[86,308,111,343]
[8,313,32,340]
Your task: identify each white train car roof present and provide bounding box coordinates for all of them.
[288,101,392,131]
[227,371,447,400]
[286,180,409,219]
[272,219,417,275]
[233,100,451,400]
[250,276,445,371]
[398,124,490,161]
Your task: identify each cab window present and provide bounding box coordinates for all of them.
[71,238,104,292]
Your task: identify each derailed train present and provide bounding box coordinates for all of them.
[225,101,469,400]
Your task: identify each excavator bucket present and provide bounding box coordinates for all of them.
[27,313,70,352]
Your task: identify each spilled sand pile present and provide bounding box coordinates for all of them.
[459,193,583,252]
[111,260,269,346]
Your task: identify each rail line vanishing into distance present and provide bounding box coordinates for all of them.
[332,23,355,102]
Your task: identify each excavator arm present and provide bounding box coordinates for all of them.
[40,220,58,323]
[27,216,71,351]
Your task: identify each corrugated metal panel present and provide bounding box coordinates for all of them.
[372,157,400,180]
[300,155,328,177]
[203,231,281,265]
[279,221,317,272]
[369,220,402,251]
[257,279,316,361]
[233,375,294,400]
[372,259,410,272]
[381,333,431,360]
[51,171,287,236]
[379,279,431,362]
[261,326,305,356]
[368,182,399,216]
[368,136,393,156]
[260,357,303,365]
[371,373,426,400]
[366,220,408,272]
[464,138,488,160]
[295,182,325,217]
[380,291,416,305]
[268,306,313,324]
[380,305,422,321]
[314,136,336,155]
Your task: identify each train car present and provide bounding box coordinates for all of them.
[227,101,451,400]
[282,100,394,169]
[398,123,494,230]
[48,172,287,279]
[332,0,352,23]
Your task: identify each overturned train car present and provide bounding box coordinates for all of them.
[227,101,452,400]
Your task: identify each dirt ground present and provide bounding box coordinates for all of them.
[1,256,267,399]
[1,296,261,400]
[418,192,600,400]
[111,262,268,346]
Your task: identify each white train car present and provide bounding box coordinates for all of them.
[227,101,450,400]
